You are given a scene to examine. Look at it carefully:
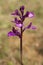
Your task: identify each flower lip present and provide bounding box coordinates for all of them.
[8,28,21,38]
[28,12,34,18]
[31,26,36,29]
[24,11,34,18]
[16,23,23,28]
[8,31,16,36]
[12,17,23,28]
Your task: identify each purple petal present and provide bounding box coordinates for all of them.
[12,17,22,24]
[12,17,22,28]
[27,22,32,28]
[18,20,22,23]
[11,9,20,16]
[8,31,16,37]
[24,11,34,18]
[11,18,17,23]
[31,26,36,30]
[24,11,29,17]
[14,18,22,24]
[20,6,24,11]
[15,17,18,23]
[16,23,23,28]
[20,6,25,15]
[28,12,34,18]
[12,27,21,38]
[23,22,32,32]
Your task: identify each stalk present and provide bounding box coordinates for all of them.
[20,27,23,65]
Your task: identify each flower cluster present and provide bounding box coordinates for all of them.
[8,6,36,38]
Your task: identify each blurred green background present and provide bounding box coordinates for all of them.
[0,0,43,65]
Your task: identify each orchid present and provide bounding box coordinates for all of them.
[8,6,36,65]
